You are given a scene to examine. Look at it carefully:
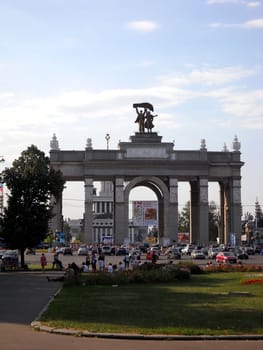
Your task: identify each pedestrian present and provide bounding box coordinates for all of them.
[81,262,89,273]
[151,251,158,264]
[52,252,63,270]
[85,253,91,271]
[107,263,113,273]
[91,252,97,272]
[124,253,130,270]
[98,252,105,271]
[118,261,125,271]
[40,253,47,271]
[146,250,152,263]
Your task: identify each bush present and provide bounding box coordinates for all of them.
[203,262,263,273]
[79,265,191,286]
[176,261,204,274]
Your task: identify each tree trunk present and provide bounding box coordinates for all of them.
[20,248,25,269]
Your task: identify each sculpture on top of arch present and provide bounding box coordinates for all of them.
[133,102,158,134]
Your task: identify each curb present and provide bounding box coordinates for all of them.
[30,321,263,341]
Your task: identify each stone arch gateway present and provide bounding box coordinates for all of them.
[50,131,244,246]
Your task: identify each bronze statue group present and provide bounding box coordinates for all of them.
[134,103,157,133]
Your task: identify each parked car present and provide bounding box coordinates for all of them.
[181,244,195,255]
[25,248,36,255]
[166,247,181,260]
[115,248,127,256]
[150,246,160,256]
[208,247,221,259]
[254,245,263,254]
[191,249,206,259]
[235,248,249,260]
[243,246,255,255]
[63,247,73,255]
[129,248,141,260]
[0,250,19,271]
[216,251,237,264]
[101,246,115,255]
[139,243,150,253]
[56,246,72,255]
[0,250,7,259]
[77,246,89,256]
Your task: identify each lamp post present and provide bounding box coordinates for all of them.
[0,156,5,215]
[105,133,110,150]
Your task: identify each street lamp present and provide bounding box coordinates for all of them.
[105,133,110,150]
[0,156,5,215]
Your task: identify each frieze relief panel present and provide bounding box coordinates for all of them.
[126,147,168,158]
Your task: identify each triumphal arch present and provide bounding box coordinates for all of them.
[50,103,244,246]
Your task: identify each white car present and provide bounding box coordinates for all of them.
[77,246,89,256]
[191,249,206,259]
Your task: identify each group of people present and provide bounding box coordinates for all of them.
[41,247,158,277]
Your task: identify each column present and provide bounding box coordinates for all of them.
[229,177,242,246]
[84,178,93,244]
[50,194,63,234]
[190,180,199,243]
[199,178,209,245]
[113,177,128,244]
[163,177,178,245]
[190,178,209,245]
[219,182,226,244]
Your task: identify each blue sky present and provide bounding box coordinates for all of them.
[0,0,262,219]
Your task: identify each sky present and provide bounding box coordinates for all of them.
[0,0,262,220]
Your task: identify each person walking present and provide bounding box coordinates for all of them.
[98,252,105,271]
[85,253,91,271]
[40,253,47,271]
[91,252,97,272]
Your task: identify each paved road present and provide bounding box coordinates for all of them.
[25,251,263,270]
[1,269,263,349]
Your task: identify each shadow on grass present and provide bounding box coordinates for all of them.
[41,273,263,335]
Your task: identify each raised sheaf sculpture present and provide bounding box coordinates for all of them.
[133,102,158,133]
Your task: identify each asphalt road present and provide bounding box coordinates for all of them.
[25,250,263,270]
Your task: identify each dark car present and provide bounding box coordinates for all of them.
[63,247,73,255]
[235,249,249,260]
[254,245,263,254]
[244,246,255,255]
[166,247,181,260]
[115,248,127,256]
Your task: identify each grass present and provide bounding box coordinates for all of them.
[40,272,263,335]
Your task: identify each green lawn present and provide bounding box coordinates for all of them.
[41,272,263,335]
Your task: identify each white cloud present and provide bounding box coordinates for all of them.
[210,17,263,28]
[158,66,255,87]
[246,2,261,7]
[0,65,262,165]
[244,18,263,27]
[126,20,159,32]
[207,0,261,5]
[207,0,240,4]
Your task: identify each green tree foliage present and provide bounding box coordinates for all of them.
[0,145,65,267]
[178,201,190,233]
[208,201,219,242]
[178,200,219,243]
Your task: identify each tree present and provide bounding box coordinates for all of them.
[178,201,190,233]
[0,145,65,267]
[208,201,219,242]
[178,200,219,243]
